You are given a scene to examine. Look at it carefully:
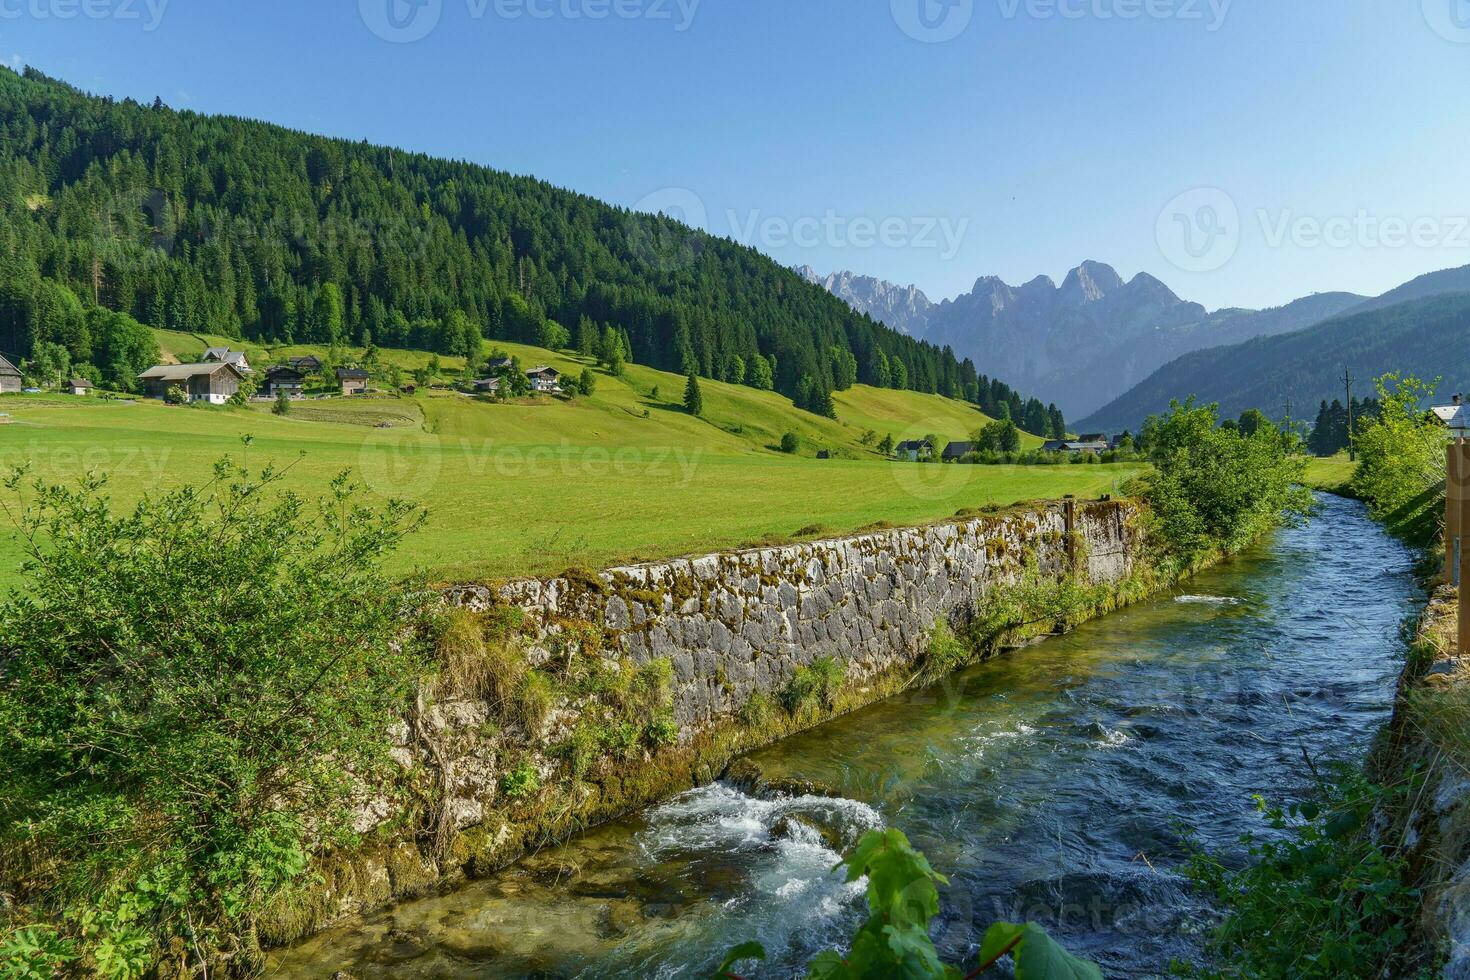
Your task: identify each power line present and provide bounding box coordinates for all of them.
[1343,367,1355,462]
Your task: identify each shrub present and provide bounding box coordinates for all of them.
[0,456,429,977]
[1141,398,1313,563]
[781,656,846,715]
[780,431,800,454]
[272,390,291,415]
[921,620,972,681]
[1349,372,1444,546]
[508,670,554,735]
[646,714,679,747]
[498,762,541,800]
[1184,767,1419,979]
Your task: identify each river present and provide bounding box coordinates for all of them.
[272,493,1421,978]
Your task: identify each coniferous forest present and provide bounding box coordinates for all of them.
[0,67,1062,429]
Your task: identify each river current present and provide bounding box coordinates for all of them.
[274,493,1421,978]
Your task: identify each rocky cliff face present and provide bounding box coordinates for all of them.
[795,265,934,336]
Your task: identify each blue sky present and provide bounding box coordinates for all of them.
[4,0,1468,310]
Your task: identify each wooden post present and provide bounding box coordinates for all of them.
[1447,440,1461,584]
[1454,440,1470,655]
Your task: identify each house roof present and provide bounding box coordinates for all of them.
[138,362,243,382]
[0,354,21,378]
[204,347,249,366]
[895,439,932,452]
[472,377,502,389]
[1077,433,1108,444]
[942,441,977,458]
[525,365,560,378]
[69,377,93,388]
[265,365,305,380]
[336,368,370,379]
[288,355,323,369]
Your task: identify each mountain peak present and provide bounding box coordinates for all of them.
[1061,261,1124,301]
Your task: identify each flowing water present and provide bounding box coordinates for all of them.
[273,494,1422,978]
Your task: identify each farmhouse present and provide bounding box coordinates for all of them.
[471,377,502,394]
[263,365,306,398]
[1078,433,1108,445]
[203,346,252,374]
[942,441,977,461]
[67,377,94,395]
[1043,438,1109,454]
[486,357,514,373]
[894,438,934,462]
[525,366,562,393]
[288,355,323,374]
[0,354,23,394]
[337,368,370,395]
[138,362,244,404]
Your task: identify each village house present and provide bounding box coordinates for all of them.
[486,356,514,373]
[203,347,252,374]
[336,368,370,395]
[942,441,977,462]
[1043,438,1109,454]
[1078,433,1109,445]
[0,354,23,394]
[263,365,306,399]
[138,362,244,404]
[288,355,323,374]
[470,377,502,394]
[525,366,562,393]
[894,438,934,462]
[67,377,94,396]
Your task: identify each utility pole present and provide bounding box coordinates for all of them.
[1282,397,1293,441]
[1343,367,1355,461]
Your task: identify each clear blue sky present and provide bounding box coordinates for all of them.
[4,0,1468,310]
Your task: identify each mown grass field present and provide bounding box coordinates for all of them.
[1301,454,1356,493]
[0,336,1142,588]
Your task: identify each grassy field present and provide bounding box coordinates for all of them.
[1301,454,1356,493]
[0,337,1142,588]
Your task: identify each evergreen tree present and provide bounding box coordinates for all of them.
[683,373,703,416]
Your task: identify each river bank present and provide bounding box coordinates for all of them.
[256,498,1157,953]
[270,493,1422,977]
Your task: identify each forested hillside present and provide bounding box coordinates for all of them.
[0,67,1060,427]
[1078,292,1470,432]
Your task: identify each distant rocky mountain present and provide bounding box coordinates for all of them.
[794,266,933,337]
[1077,290,1470,434]
[807,259,1366,419]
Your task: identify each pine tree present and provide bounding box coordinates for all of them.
[683,373,703,416]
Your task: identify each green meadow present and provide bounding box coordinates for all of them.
[0,335,1142,588]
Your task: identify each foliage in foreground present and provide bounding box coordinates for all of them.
[715,828,1100,980]
[1182,766,1422,979]
[1349,372,1445,546]
[1140,399,1313,563]
[0,451,430,977]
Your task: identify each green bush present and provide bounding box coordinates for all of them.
[780,431,801,454]
[1141,399,1313,563]
[781,657,846,715]
[1349,372,1444,546]
[499,762,541,800]
[646,714,679,747]
[0,454,429,977]
[1183,767,1420,979]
